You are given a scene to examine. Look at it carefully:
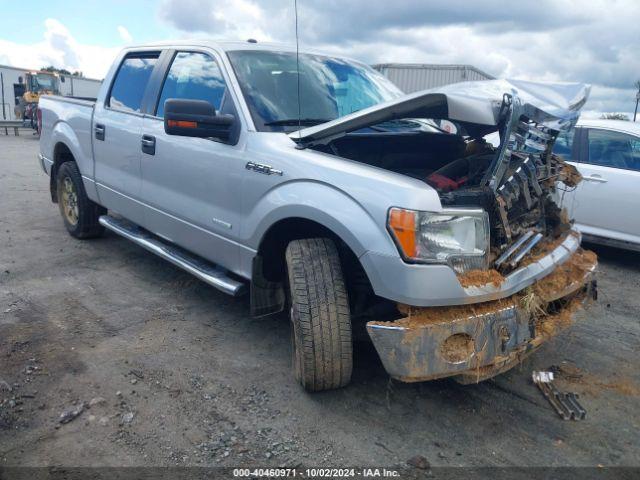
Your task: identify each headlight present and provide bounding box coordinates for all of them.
[387,207,490,272]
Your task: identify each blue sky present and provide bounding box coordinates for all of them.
[1,0,638,117]
[0,1,170,46]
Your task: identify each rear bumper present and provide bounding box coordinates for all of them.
[360,230,581,307]
[366,249,597,383]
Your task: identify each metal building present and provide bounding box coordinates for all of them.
[0,64,102,121]
[372,63,494,93]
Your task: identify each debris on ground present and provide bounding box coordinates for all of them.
[122,412,135,424]
[407,455,430,470]
[550,363,640,397]
[59,403,86,424]
[89,396,107,407]
[532,371,586,421]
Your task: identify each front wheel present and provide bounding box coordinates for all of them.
[285,238,353,391]
[56,161,106,239]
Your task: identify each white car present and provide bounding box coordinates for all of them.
[553,119,640,251]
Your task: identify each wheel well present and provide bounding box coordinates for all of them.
[50,142,75,202]
[258,218,346,279]
[253,217,395,326]
[257,218,375,308]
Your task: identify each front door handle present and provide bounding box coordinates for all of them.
[583,174,607,183]
[94,123,105,141]
[141,134,156,155]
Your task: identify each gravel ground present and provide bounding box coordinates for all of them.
[1,135,639,471]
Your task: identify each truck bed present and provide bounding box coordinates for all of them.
[38,95,97,199]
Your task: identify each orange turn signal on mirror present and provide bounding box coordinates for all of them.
[388,208,418,258]
[168,120,198,128]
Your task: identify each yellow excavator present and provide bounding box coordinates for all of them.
[14,71,61,125]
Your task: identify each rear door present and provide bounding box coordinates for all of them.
[139,49,245,270]
[572,128,640,244]
[93,51,161,225]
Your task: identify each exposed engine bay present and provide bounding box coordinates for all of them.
[311,93,583,274]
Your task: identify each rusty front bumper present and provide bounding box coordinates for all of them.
[366,249,597,384]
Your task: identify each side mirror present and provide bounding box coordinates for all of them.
[164,99,234,140]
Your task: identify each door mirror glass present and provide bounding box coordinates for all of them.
[164,98,234,140]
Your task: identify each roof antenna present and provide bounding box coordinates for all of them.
[294,0,301,137]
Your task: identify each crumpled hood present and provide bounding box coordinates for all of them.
[290,79,590,147]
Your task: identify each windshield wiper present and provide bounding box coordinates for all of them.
[264,118,332,127]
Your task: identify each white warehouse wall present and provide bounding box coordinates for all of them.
[372,63,494,93]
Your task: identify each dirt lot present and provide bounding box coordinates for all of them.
[1,135,639,470]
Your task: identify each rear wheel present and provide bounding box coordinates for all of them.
[285,238,352,391]
[56,161,106,239]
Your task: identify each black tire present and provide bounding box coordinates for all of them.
[285,238,352,391]
[56,161,106,239]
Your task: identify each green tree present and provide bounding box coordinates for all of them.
[40,66,83,77]
[600,113,629,121]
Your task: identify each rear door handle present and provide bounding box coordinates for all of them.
[583,174,607,183]
[141,134,156,155]
[94,123,105,141]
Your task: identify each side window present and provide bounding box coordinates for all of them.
[552,129,574,158]
[156,52,227,118]
[108,53,159,113]
[587,129,638,170]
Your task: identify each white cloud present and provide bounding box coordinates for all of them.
[2,3,638,116]
[158,0,276,41]
[158,0,640,115]
[117,26,133,44]
[0,18,118,79]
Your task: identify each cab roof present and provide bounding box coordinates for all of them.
[128,39,334,57]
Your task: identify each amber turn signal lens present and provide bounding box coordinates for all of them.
[168,120,198,128]
[388,208,417,258]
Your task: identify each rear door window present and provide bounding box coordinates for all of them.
[587,129,640,171]
[155,52,227,118]
[108,53,160,113]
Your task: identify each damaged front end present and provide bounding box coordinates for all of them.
[293,78,594,383]
[434,89,584,274]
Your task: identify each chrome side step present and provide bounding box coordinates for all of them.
[99,215,246,296]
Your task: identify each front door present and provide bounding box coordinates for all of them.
[93,51,161,226]
[572,127,640,244]
[139,50,245,270]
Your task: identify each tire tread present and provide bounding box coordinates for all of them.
[286,238,352,391]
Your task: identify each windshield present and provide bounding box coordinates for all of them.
[227,50,403,132]
[34,73,58,92]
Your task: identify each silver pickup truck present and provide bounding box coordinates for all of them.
[38,40,596,391]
